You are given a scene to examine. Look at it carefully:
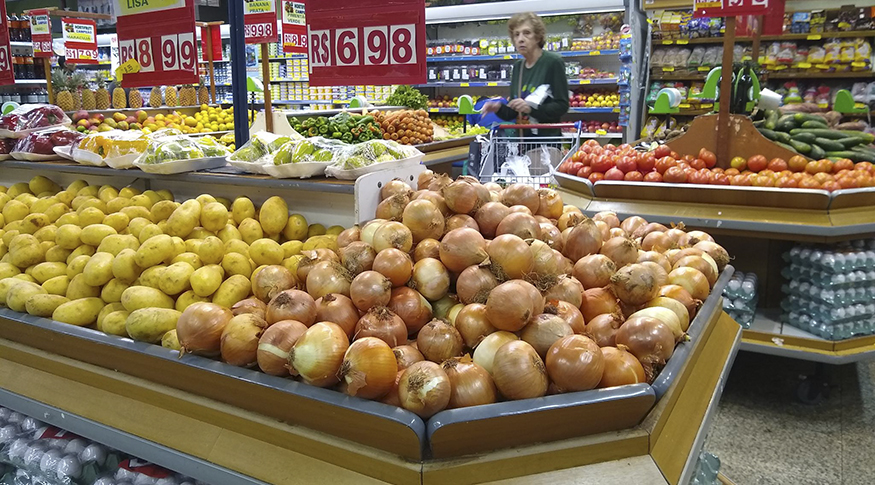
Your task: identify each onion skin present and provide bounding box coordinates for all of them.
[474,202,512,239]
[584,313,624,347]
[375,194,410,221]
[398,361,451,418]
[547,300,587,334]
[574,254,617,290]
[393,345,425,371]
[442,357,497,408]
[336,226,361,249]
[373,221,413,253]
[266,289,317,326]
[599,346,646,388]
[610,263,659,306]
[492,340,549,400]
[592,211,620,229]
[373,248,413,287]
[668,267,710,301]
[615,316,675,382]
[557,211,585,231]
[403,199,445,243]
[580,287,622,322]
[415,189,451,217]
[502,184,539,213]
[693,241,729,271]
[455,303,496,349]
[456,266,499,305]
[658,284,702,320]
[439,228,488,273]
[339,337,398,399]
[539,223,564,251]
[220,313,267,367]
[641,231,673,253]
[355,306,408,347]
[306,261,352,300]
[629,307,683,342]
[487,234,534,281]
[288,321,350,387]
[257,320,308,376]
[413,238,441,262]
[350,270,393,312]
[387,287,433,335]
[620,216,647,236]
[486,280,542,332]
[644,297,691,332]
[545,335,604,392]
[473,331,518,374]
[443,180,482,215]
[563,217,603,262]
[417,319,464,363]
[177,302,233,356]
[314,293,359,337]
[638,251,672,273]
[251,265,296,303]
[232,297,267,319]
[381,178,414,200]
[521,313,574,359]
[381,371,405,406]
[418,170,436,190]
[673,255,718,288]
[543,276,584,308]
[446,214,479,232]
[411,258,450,301]
[599,237,639,268]
[639,261,669,287]
[340,241,377,277]
[536,189,564,219]
[496,212,541,240]
[632,222,668,240]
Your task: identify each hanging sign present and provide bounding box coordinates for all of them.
[62,18,99,64]
[200,24,223,61]
[306,0,426,86]
[282,0,307,54]
[0,2,13,86]
[30,9,54,58]
[114,0,198,88]
[245,1,278,44]
[693,0,772,17]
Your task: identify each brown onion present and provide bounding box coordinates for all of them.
[632,222,668,240]
[521,313,573,359]
[609,227,627,238]
[686,230,715,245]
[373,221,413,253]
[403,199,445,243]
[598,237,637,268]
[543,276,584,308]
[641,231,673,253]
[535,188,563,219]
[599,346,646,388]
[266,289,317,326]
[486,280,541,332]
[611,263,659,306]
[413,238,441,262]
[456,266,499,304]
[492,340,548,400]
[306,261,352,300]
[496,212,540,240]
[257,320,307,375]
[251,265,296,303]
[177,302,233,356]
[398,361,451,418]
[644,297,691,333]
[296,248,340,283]
[584,313,624,347]
[388,287,433,334]
[339,337,398,399]
[640,261,669,287]
[472,331,518,374]
[439,228,488,273]
[592,211,620,229]
[528,240,564,289]
[375,194,410,221]
[557,211,585,231]
[446,214,479,232]
[668,267,710,301]
[231,297,267,319]
[355,306,407,347]
[563,217,603,262]
[411,258,450,301]
[336,225,361,249]
[380,371,404,407]
[638,250,671,273]
[573,254,617,290]
[620,216,647,236]
[360,219,386,246]
[443,180,481,215]
[487,234,534,281]
[220,313,267,367]
[350,270,393,312]
[418,170,436,190]
[664,227,687,246]
[417,319,464,363]
[674,255,718,288]
[442,357,497,408]
[426,173,452,192]
[373,248,413,287]
[455,303,496,349]
[658,284,702,319]
[545,335,604,392]
[289,321,350,387]
[381,178,414,200]
[667,247,704,266]
[502,184,539,212]
[580,287,622,322]
[693,241,730,271]
[616,316,675,381]
[415,189,451,217]
[508,204,533,215]
[393,345,425,370]
[474,202,511,239]
[314,293,359,337]
[594,220,610,242]
[539,223,563,251]
[340,241,377,276]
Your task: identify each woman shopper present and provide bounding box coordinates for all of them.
[482,12,570,137]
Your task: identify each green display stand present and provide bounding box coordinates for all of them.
[348,96,368,109]
[649,91,680,115]
[246,77,264,93]
[833,89,868,114]
[458,95,479,115]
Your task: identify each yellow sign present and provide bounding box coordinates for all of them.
[589,50,601,56]
[429,108,438,112]
[796,62,812,69]
[662,67,675,72]
[807,34,822,40]
[698,66,711,72]
[595,129,607,135]
[662,40,673,45]
[115,59,141,82]
[701,103,714,109]
[612,107,620,113]
[852,61,867,68]
[117,0,186,17]
[815,63,830,69]
[30,14,50,35]
[580,79,592,84]
[487,82,498,86]
[676,39,689,45]
[244,0,275,14]
[503,55,512,59]
[679,103,691,109]
[459,82,469,87]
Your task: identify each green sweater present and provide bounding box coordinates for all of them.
[496,50,570,137]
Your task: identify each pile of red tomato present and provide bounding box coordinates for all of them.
[555,140,874,191]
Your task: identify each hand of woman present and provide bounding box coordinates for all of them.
[482,101,502,113]
[507,98,532,114]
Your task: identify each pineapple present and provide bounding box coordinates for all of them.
[52,70,75,112]
[69,72,88,111]
[81,84,96,110]
[129,89,143,109]
[149,86,162,108]
[95,77,110,110]
[165,86,178,107]
[198,80,210,105]
[112,85,127,109]
[179,85,196,107]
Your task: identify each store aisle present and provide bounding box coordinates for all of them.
[705,352,875,485]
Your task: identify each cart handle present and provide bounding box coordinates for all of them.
[498,123,581,129]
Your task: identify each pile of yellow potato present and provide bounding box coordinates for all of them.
[0,176,342,346]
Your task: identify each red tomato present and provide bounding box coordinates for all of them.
[724,168,740,176]
[663,166,688,183]
[644,171,663,182]
[605,167,625,180]
[616,156,638,173]
[576,166,593,179]
[624,170,644,182]
[832,159,854,173]
[813,172,834,184]
[747,155,768,173]
[822,181,841,192]
[751,175,774,187]
[571,151,582,163]
[805,161,822,174]
[638,154,656,172]
[690,158,707,170]
[581,145,592,154]
[759,169,776,180]
[859,174,875,187]
[670,151,680,160]
[713,174,731,185]
[558,161,570,173]
[653,145,671,158]
[788,155,808,172]
[585,139,600,148]
[711,167,725,174]
[682,154,696,163]
[855,161,874,172]
[767,158,788,172]
[838,176,860,189]
[698,148,717,168]
[776,176,798,188]
[655,156,677,174]
[588,172,605,183]
[591,156,615,173]
[798,177,821,189]
[689,169,711,185]
[569,162,583,174]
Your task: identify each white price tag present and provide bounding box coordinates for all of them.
[178,32,195,71]
[0,46,9,74]
[335,29,359,66]
[160,34,180,71]
[309,29,330,67]
[119,39,135,64]
[135,38,155,73]
[390,24,416,65]
[364,27,388,65]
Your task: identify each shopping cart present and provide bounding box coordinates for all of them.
[476,122,582,188]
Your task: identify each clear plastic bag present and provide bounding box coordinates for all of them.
[135,134,230,165]
[76,130,150,160]
[808,46,826,64]
[228,131,294,164]
[333,139,421,170]
[0,105,71,138]
[0,138,14,161]
[270,136,349,166]
[10,127,84,161]
[687,47,706,67]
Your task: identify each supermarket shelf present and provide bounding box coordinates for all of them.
[425,0,625,24]
[0,388,265,485]
[572,132,624,138]
[268,56,308,62]
[427,107,461,113]
[418,78,619,88]
[569,107,621,113]
[62,104,229,116]
[767,70,875,79]
[740,309,875,364]
[269,78,309,83]
[426,49,619,62]
[656,30,875,45]
[570,78,620,85]
[266,99,337,105]
[199,58,231,64]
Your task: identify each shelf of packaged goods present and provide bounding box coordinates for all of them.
[62,105,230,116]
[740,309,875,364]
[426,49,620,63]
[766,70,875,79]
[418,78,619,88]
[569,107,621,114]
[268,56,308,62]
[263,99,337,106]
[654,30,875,45]
[571,78,621,86]
[269,78,309,83]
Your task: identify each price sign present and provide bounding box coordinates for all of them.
[200,24,223,61]
[30,9,53,58]
[245,0,278,44]
[282,0,308,54]
[114,0,198,88]
[306,0,425,86]
[693,0,778,17]
[0,1,12,85]
[62,18,99,65]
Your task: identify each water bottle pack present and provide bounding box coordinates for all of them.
[723,271,758,328]
[781,264,875,289]
[783,241,875,273]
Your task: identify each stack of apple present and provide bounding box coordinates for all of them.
[556,141,875,191]
[570,90,619,108]
[579,68,616,80]
[72,110,147,134]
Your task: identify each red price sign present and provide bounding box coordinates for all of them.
[244,1,278,44]
[200,24,223,61]
[245,21,276,43]
[29,9,53,59]
[0,1,12,85]
[693,0,774,17]
[306,0,425,86]
[115,0,198,88]
[63,18,99,65]
[282,0,307,54]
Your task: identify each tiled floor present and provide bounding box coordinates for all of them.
[705,351,875,485]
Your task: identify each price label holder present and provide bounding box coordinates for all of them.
[0,1,11,85]
[30,9,53,58]
[807,34,822,40]
[796,62,812,69]
[63,18,99,65]
[115,59,141,82]
[815,64,830,70]
[580,79,592,84]
[244,0,278,44]
[698,66,711,72]
[676,39,689,45]
[852,61,867,68]
[487,82,498,87]
[679,103,691,109]
[662,40,674,45]
[282,0,307,54]
[612,107,621,113]
[589,50,601,56]
[662,67,675,72]
[595,129,607,136]
[701,103,714,109]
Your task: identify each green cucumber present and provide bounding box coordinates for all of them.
[813,138,846,151]
[839,131,875,143]
[791,132,817,143]
[835,137,864,149]
[801,120,830,129]
[826,151,870,162]
[809,144,826,160]
[794,113,827,124]
[775,141,798,153]
[788,129,846,139]
[765,110,780,130]
[775,114,797,132]
[758,128,778,140]
[773,131,792,144]
[789,140,812,153]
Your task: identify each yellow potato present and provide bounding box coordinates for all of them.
[0,262,21,279]
[156,189,173,201]
[20,213,51,235]
[31,262,66,283]
[224,239,250,258]
[250,238,284,266]
[66,245,95,264]
[83,252,114,287]
[118,186,141,198]
[39,240,54,255]
[7,182,32,198]
[70,196,93,211]
[282,255,305,276]
[76,185,99,198]
[55,190,75,207]
[308,224,327,238]
[103,212,130,233]
[251,265,267,281]
[29,176,60,195]
[66,274,101,300]
[98,185,119,204]
[212,274,252,308]
[0,278,21,306]
[80,224,117,247]
[160,262,194,295]
[6,280,47,312]
[231,197,256,224]
[143,190,163,206]
[66,255,91,279]
[99,310,130,336]
[56,212,79,227]
[175,290,210,312]
[283,214,309,241]
[161,329,182,350]
[78,207,106,227]
[15,193,37,208]
[32,199,58,214]
[135,234,173,268]
[121,285,175,312]
[97,302,125,329]
[53,297,104,327]
[258,196,288,236]
[106,197,134,214]
[100,278,130,303]
[126,308,181,343]
[138,223,163,244]
[137,265,166,289]
[97,234,139,256]
[120,205,152,221]
[222,252,252,278]
[150,200,179,223]
[66,180,88,193]
[185,239,202,254]
[9,234,45,268]
[25,294,69,318]
[44,203,69,223]
[302,235,338,253]
[168,236,187,262]
[201,202,229,232]
[33,224,57,243]
[2,200,29,223]
[42,275,70,296]
[166,210,198,238]
[217,224,242,243]
[1,230,18,247]
[187,227,214,240]
[127,217,152,239]
[130,194,154,209]
[196,194,217,207]
[198,236,224,265]
[281,240,304,259]
[190,264,223,297]
[172,252,202,269]
[238,218,263,245]
[112,248,142,284]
